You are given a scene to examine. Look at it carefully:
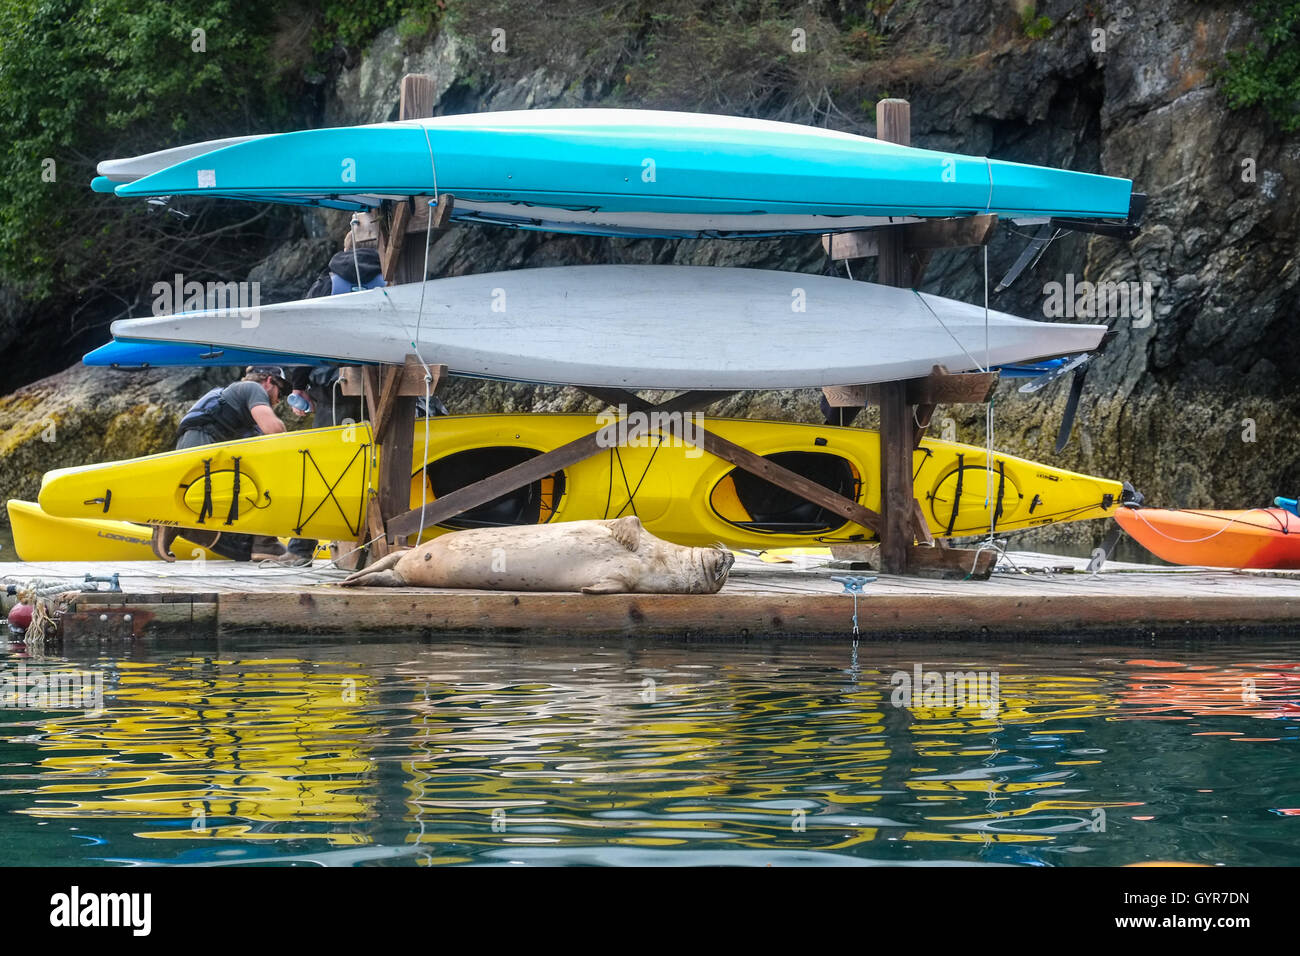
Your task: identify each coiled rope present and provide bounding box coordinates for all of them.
[10,581,83,644]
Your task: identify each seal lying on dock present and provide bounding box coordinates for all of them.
[340,516,735,594]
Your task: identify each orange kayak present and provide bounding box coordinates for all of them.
[1114,506,1300,569]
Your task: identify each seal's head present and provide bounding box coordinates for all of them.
[599,516,734,594]
[647,538,734,594]
[696,544,735,593]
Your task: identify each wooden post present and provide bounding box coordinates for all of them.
[820,99,1003,578]
[390,74,441,285]
[875,99,914,575]
[340,73,450,567]
[379,359,421,531]
[821,214,997,267]
[344,359,444,558]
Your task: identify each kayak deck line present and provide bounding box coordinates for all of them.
[5,551,1300,642]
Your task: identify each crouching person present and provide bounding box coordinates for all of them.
[152,366,291,564]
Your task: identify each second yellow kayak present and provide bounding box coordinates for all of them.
[6,499,227,562]
[6,499,334,562]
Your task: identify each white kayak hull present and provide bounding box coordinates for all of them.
[110,265,1105,390]
[97,135,266,182]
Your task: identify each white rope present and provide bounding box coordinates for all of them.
[1126,507,1289,545]
[405,123,447,547]
[984,244,991,373]
[913,290,988,373]
[984,244,994,525]
[12,582,80,644]
[985,401,995,520]
[414,199,436,338]
[412,124,441,331]
[411,341,436,546]
[420,124,439,201]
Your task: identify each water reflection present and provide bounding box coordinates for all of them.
[0,639,1296,866]
[4,657,377,845]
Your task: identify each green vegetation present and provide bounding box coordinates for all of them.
[0,0,925,314]
[315,0,443,54]
[1218,0,1300,131]
[0,0,283,299]
[1019,5,1053,40]
[1022,15,1053,39]
[0,0,440,313]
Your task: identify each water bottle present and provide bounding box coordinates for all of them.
[287,392,310,413]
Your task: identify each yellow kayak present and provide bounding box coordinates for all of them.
[5,500,328,562]
[6,499,227,561]
[755,547,834,563]
[38,414,1124,548]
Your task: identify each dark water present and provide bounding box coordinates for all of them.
[1,635,1297,866]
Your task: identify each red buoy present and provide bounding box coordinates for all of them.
[7,602,32,635]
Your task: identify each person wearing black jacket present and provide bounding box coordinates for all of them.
[153,367,290,563]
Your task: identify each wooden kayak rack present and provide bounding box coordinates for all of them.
[338,83,1001,579]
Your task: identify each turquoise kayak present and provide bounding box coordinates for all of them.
[107,109,1137,238]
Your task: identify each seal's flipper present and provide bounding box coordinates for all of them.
[341,548,409,587]
[601,515,643,552]
[582,579,629,594]
[341,569,406,588]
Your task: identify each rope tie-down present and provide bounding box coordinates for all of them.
[831,574,876,639]
[7,582,80,646]
[6,576,126,647]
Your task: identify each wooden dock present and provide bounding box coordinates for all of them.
[4,551,1299,641]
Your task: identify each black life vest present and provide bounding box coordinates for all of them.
[176,386,259,444]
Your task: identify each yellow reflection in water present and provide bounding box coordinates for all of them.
[898,671,1120,831]
[904,673,1114,736]
[3,651,1220,858]
[15,658,377,843]
[401,674,892,854]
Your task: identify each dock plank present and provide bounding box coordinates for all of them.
[3,553,1299,639]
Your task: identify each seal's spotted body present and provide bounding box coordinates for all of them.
[341,516,733,594]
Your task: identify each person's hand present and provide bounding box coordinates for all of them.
[290,389,313,417]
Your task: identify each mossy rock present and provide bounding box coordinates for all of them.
[0,362,230,529]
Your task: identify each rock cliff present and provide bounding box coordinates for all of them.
[4,0,1296,556]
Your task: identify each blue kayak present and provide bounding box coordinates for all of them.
[995,357,1070,378]
[82,339,360,369]
[105,109,1137,238]
[89,338,1085,390]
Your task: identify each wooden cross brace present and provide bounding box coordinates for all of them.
[386,387,886,542]
[337,356,444,561]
